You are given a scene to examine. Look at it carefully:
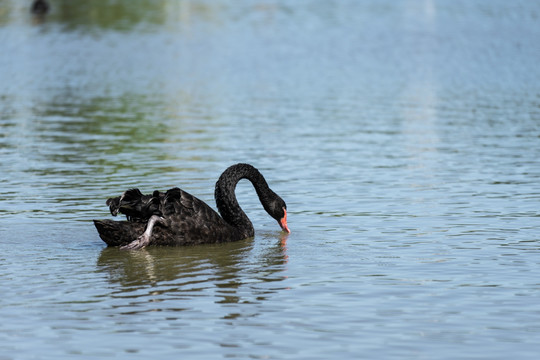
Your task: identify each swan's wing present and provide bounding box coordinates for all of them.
[105,186,227,232]
[162,187,205,216]
[106,188,160,221]
[155,187,233,244]
[162,187,224,224]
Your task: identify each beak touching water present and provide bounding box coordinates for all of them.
[279,208,291,233]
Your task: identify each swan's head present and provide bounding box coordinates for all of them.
[266,194,290,234]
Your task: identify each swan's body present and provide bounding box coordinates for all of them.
[93,164,289,249]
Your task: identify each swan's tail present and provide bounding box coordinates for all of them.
[93,219,144,247]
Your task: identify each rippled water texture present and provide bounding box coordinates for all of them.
[1,1,540,359]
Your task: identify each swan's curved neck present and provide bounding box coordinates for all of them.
[214,164,270,237]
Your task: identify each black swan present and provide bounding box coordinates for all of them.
[31,0,49,15]
[93,163,290,249]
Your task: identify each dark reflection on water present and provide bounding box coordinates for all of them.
[96,234,289,312]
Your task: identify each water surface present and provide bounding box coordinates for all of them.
[1,1,540,359]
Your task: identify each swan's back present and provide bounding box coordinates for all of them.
[97,186,241,246]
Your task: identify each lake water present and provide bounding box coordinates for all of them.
[1,0,540,358]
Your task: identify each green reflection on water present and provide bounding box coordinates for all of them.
[1,0,224,32]
[1,89,218,176]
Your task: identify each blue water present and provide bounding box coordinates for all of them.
[1,0,540,359]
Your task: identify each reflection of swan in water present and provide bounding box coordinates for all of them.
[96,233,289,309]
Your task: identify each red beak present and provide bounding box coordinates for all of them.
[279,208,290,233]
